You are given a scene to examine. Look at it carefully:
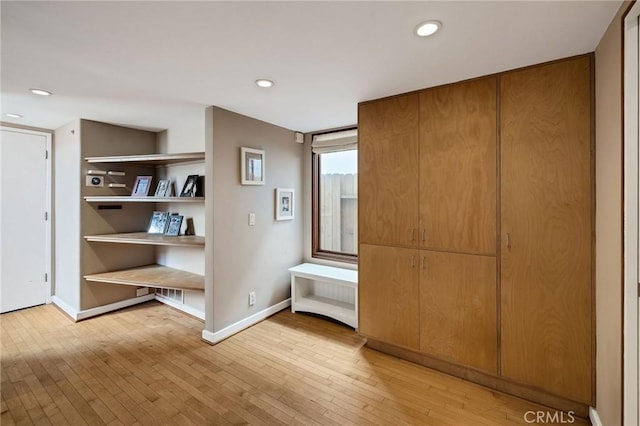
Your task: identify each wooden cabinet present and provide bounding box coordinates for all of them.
[358,54,594,409]
[358,94,419,247]
[419,251,497,374]
[419,77,497,255]
[359,244,419,350]
[500,56,593,403]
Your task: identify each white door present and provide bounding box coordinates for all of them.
[0,128,51,313]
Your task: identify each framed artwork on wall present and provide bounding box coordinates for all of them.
[275,188,294,221]
[240,147,265,185]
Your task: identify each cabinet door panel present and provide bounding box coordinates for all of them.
[419,77,497,255]
[359,244,419,350]
[501,56,592,403]
[420,251,497,373]
[359,95,419,247]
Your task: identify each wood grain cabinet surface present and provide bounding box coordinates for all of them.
[419,77,497,255]
[357,54,593,409]
[500,56,593,404]
[359,244,420,351]
[358,94,419,248]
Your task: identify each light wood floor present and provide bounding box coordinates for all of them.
[1,302,588,425]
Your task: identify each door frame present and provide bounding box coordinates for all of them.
[623,2,640,425]
[1,125,53,305]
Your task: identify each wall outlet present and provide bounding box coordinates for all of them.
[249,212,256,226]
[249,291,256,306]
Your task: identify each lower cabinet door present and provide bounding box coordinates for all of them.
[359,244,420,350]
[419,251,497,373]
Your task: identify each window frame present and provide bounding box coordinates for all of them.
[311,130,358,264]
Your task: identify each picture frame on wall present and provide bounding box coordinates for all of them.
[165,215,184,236]
[132,175,153,197]
[148,211,169,234]
[275,188,294,221]
[180,175,199,197]
[240,147,265,185]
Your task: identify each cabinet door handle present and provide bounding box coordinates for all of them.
[410,228,416,243]
[411,255,416,268]
[506,233,511,250]
[422,229,426,243]
[421,256,426,270]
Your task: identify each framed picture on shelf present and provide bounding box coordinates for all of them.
[154,179,171,197]
[240,147,265,185]
[132,175,153,197]
[275,188,294,221]
[148,211,169,234]
[180,175,199,197]
[165,215,184,236]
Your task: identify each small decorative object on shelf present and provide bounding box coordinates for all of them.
[154,179,171,197]
[276,188,294,221]
[180,175,199,197]
[184,217,195,236]
[132,175,153,197]
[165,215,184,236]
[148,211,169,234]
[240,147,265,185]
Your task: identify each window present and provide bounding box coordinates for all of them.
[312,129,358,263]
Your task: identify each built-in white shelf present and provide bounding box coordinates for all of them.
[289,263,358,329]
[85,232,204,247]
[85,152,205,166]
[84,264,204,291]
[84,196,204,203]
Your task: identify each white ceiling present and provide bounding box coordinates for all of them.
[0,1,621,134]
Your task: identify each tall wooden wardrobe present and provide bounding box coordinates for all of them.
[358,54,593,414]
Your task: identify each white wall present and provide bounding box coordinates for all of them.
[53,119,81,310]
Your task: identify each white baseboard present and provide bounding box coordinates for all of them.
[202,298,291,345]
[589,407,603,426]
[51,296,80,321]
[52,294,156,321]
[155,295,205,320]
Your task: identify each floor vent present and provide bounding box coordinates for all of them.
[155,288,183,303]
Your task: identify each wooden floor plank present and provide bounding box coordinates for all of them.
[1,302,587,425]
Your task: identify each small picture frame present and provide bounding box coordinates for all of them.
[165,215,184,236]
[148,211,169,234]
[154,179,171,197]
[180,175,199,197]
[132,175,153,197]
[275,188,294,221]
[241,147,265,185]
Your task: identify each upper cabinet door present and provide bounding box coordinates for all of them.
[419,77,497,255]
[358,94,420,247]
[500,56,593,404]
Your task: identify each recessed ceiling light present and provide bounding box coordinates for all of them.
[255,79,274,88]
[415,20,442,37]
[5,113,23,118]
[30,88,52,96]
